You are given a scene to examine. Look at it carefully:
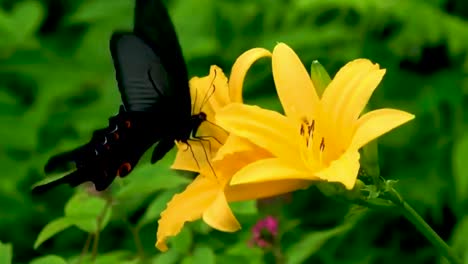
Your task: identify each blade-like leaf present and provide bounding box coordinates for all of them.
[34,217,72,249]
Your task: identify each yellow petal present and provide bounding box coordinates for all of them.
[190,66,230,115]
[207,66,231,113]
[190,76,215,119]
[320,59,382,145]
[203,192,240,232]
[156,176,218,251]
[193,120,227,154]
[213,134,267,162]
[216,103,301,164]
[226,179,310,201]
[315,150,360,190]
[171,141,201,173]
[272,43,319,121]
[350,108,415,150]
[230,158,317,185]
[229,48,272,103]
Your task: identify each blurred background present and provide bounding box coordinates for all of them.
[0,0,467,263]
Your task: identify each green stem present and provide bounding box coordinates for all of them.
[386,188,462,264]
[130,225,145,259]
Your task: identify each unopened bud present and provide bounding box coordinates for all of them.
[310,60,331,97]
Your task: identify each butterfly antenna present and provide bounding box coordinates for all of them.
[196,68,218,114]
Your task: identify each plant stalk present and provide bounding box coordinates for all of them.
[386,188,462,264]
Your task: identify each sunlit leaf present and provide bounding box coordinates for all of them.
[229,201,257,215]
[30,255,67,264]
[0,241,12,264]
[285,224,352,264]
[191,246,216,264]
[64,192,112,233]
[150,249,180,264]
[10,0,44,43]
[137,189,180,228]
[67,0,133,24]
[444,216,468,264]
[34,217,72,249]
[171,226,193,254]
[116,163,190,200]
[31,172,72,191]
[70,251,132,264]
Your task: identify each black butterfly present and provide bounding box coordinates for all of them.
[32,0,206,193]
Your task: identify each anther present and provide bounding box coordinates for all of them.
[320,138,325,152]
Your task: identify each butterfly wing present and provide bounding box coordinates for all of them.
[132,0,192,163]
[34,0,190,193]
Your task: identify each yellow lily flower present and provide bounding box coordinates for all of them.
[156,48,310,251]
[216,43,415,190]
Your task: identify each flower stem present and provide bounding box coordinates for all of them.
[386,188,462,264]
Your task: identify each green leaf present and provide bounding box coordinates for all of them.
[0,241,12,264]
[116,163,190,199]
[150,250,181,264]
[69,251,132,264]
[191,246,216,264]
[453,133,468,204]
[230,201,257,215]
[10,0,44,44]
[64,193,111,233]
[34,217,72,249]
[446,216,468,264]
[171,226,193,254]
[138,190,179,228]
[29,255,67,264]
[31,172,72,191]
[285,224,352,264]
[192,221,212,235]
[67,0,133,24]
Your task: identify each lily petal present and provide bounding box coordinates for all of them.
[272,43,319,121]
[213,134,270,162]
[230,158,318,185]
[216,103,301,164]
[190,75,215,119]
[171,141,201,173]
[206,66,231,114]
[229,48,272,103]
[338,64,386,135]
[315,150,360,190]
[203,192,240,232]
[156,176,218,251]
[321,59,382,145]
[226,179,310,201]
[350,108,415,150]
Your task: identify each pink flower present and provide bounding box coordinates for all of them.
[249,216,279,248]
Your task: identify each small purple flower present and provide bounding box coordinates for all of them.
[249,216,279,248]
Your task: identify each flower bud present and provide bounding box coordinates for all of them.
[310,60,331,97]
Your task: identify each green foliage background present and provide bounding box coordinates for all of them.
[0,0,467,263]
